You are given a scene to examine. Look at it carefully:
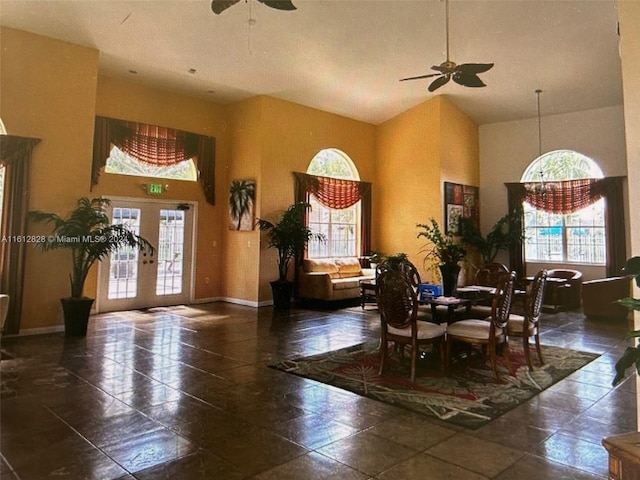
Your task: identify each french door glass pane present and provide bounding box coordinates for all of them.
[107,208,141,299]
[156,209,185,296]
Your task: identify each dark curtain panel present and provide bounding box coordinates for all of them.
[507,176,626,279]
[505,183,527,281]
[0,135,41,334]
[196,136,216,205]
[360,187,372,257]
[91,116,215,205]
[603,177,627,276]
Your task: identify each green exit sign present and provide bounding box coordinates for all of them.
[147,183,163,195]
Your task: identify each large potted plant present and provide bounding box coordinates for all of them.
[256,202,324,309]
[604,256,640,476]
[417,218,466,296]
[29,197,154,336]
[611,256,640,386]
[460,207,524,264]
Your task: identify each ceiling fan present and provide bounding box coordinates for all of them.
[400,0,493,92]
[211,0,296,15]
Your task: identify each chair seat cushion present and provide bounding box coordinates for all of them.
[446,319,499,340]
[507,314,535,335]
[388,321,445,340]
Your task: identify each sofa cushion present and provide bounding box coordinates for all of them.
[335,258,363,278]
[331,277,362,290]
[303,259,340,279]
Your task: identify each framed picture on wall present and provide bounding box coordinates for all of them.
[444,181,479,234]
[229,179,256,231]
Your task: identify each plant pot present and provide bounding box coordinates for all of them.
[60,297,94,337]
[270,280,294,310]
[439,263,461,297]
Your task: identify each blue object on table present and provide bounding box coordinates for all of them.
[418,283,442,301]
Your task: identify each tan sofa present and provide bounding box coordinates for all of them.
[298,258,375,301]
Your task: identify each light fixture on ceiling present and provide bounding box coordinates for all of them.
[399,0,494,92]
[530,89,552,197]
[211,0,296,15]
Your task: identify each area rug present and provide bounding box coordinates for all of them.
[270,341,598,429]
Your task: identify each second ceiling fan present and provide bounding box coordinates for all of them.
[401,0,494,92]
[211,0,296,15]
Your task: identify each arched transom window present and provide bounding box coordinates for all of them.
[521,150,605,265]
[307,149,360,258]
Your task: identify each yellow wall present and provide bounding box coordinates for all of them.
[376,96,479,282]
[2,27,479,331]
[224,97,263,304]
[618,1,640,331]
[93,76,229,301]
[1,27,100,330]
[256,96,377,303]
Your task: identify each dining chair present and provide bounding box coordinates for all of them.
[445,271,516,380]
[465,262,510,319]
[377,259,433,321]
[376,271,446,382]
[507,269,548,370]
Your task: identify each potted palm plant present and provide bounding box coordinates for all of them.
[460,207,524,264]
[29,197,154,336]
[611,256,640,386]
[417,218,466,296]
[256,202,325,309]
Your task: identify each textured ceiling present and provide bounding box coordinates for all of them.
[0,0,623,125]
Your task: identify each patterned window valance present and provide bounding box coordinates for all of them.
[293,172,371,209]
[92,116,215,205]
[523,177,621,214]
[506,175,626,278]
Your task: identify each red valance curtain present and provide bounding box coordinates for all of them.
[523,177,621,214]
[506,176,626,278]
[91,116,216,205]
[294,172,372,257]
[294,172,371,209]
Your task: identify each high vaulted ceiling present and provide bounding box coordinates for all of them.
[0,0,623,125]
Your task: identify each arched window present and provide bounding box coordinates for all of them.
[306,149,360,258]
[105,146,198,181]
[521,150,605,264]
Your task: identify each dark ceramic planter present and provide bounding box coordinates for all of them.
[60,297,94,337]
[270,281,294,310]
[439,263,461,297]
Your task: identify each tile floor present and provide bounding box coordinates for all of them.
[0,302,637,479]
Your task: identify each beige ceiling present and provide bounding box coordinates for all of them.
[0,0,623,125]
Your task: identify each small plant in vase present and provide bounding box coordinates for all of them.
[416,218,466,296]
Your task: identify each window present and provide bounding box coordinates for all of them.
[522,150,605,265]
[307,149,360,258]
[105,146,197,181]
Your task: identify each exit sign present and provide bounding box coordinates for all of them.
[147,183,163,195]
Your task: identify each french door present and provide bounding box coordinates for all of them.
[97,198,195,312]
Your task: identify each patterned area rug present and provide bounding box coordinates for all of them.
[270,341,598,429]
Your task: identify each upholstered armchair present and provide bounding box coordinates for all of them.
[545,269,583,311]
[582,276,631,320]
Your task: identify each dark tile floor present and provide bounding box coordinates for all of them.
[0,302,637,479]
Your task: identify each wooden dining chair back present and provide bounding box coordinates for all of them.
[474,262,510,287]
[376,259,421,288]
[508,269,548,370]
[376,271,445,382]
[445,271,517,380]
